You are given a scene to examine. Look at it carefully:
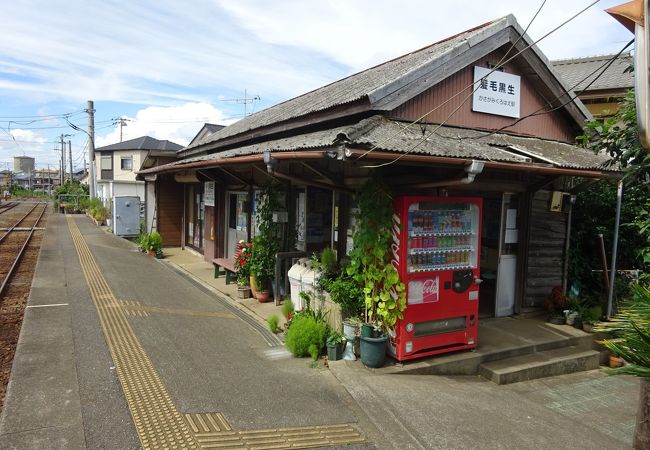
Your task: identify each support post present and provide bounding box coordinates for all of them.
[606,179,624,319]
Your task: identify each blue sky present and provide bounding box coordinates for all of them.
[0,0,633,170]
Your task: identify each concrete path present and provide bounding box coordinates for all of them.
[0,213,640,450]
[0,214,378,449]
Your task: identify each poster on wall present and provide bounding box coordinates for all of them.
[204,181,215,207]
[472,66,521,118]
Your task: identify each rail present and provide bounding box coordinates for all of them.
[0,203,47,297]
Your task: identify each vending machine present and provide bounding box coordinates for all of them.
[389,196,482,361]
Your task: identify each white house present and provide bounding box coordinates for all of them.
[95,136,182,214]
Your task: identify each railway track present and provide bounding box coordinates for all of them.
[0,202,48,297]
[0,201,49,413]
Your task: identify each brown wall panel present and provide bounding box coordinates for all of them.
[157,179,183,247]
[390,48,576,143]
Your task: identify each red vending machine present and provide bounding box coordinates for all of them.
[389,196,482,361]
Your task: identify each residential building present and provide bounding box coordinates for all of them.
[552,52,633,118]
[95,136,182,213]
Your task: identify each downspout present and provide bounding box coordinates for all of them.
[401,160,485,189]
[606,179,624,319]
[562,195,576,294]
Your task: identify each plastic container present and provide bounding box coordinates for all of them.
[288,258,310,310]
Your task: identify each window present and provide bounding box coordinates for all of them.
[121,157,133,171]
[100,154,112,170]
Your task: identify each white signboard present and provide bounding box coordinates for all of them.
[472,66,521,118]
[204,181,215,207]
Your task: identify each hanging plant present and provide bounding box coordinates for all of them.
[346,178,406,333]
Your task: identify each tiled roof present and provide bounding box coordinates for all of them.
[184,16,517,152]
[141,116,613,174]
[96,136,183,152]
[551,53,633,92]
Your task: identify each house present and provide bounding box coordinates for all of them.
[552,52,633,118]
[95,136,182,217]
[32,168,60,193]
[0,170,12,188]
[138,15,616,322]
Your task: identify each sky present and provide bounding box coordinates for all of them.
[0,0,634,171]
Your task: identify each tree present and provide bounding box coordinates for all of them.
[579,90,650,446]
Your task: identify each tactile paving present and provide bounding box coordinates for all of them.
[68,217,365,449]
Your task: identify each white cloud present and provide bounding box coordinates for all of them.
[96,102,236,147]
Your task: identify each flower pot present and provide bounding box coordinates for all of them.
[327,343,344,361]
[609,355,625,368]
[255,290,270,303]
[566,311,578,326]
[361,323,376,338]
[549,315,565,325]
[147,250,156,257]
[573,317,583,329]
[343,320,360,341]
[237,286,251,299]
[582,322,593,333]
[360,334,388,368]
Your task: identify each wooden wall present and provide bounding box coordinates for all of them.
[523,190,567,307]
[390,47,577,143]
[157,179,183,247]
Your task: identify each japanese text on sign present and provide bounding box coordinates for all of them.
[472,66,521,118]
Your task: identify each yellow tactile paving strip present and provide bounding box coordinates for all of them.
[67,217,365,449]
[68,218,198,449]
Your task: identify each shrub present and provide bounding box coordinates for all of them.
[285,314,328,358]
[281,299,294,320]
[267,314,280,333]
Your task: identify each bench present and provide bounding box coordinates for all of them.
[213,258,237,285]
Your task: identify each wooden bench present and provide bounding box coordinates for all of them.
[213,258,237,284]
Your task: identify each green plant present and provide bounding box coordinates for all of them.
[234,240,252,284]
[298,291,329,323]
[320,247,337,278]
[139,231,162,253]
[581,304,602,324]
[267,314,280,333]
[326,331,344,346]
[250,184,281,290]
[594,284,650,447]
[346,178,406,332]
[281,299,294,320]
[321,275,363,318]
[285,314,328,359]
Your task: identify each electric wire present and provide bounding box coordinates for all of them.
[357,0,599,168]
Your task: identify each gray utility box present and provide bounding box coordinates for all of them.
[113,196,140,236]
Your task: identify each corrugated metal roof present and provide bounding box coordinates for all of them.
[551,53,633,92]
[184,16,513,152]
[96,136,183,152]
[141,116,613,174]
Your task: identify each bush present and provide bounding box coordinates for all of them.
[267,314,280,333]
[281,299,294,320]
[321,276,363,318]
[285,314,328,358]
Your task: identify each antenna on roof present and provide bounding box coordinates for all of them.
[220,89,261,117]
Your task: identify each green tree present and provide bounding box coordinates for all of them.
[579,90,650,447]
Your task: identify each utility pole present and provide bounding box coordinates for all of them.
[87,100,96,200]
[114,117,130,142]
[68,140,73,182]
[59,135,65,185]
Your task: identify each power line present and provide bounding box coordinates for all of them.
[359,0,599,168]
[0,110,85,120]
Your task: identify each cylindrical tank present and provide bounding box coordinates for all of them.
[14,156,35,174]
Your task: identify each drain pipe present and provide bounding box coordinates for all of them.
[401,160,485,189]
[606,179,624,319]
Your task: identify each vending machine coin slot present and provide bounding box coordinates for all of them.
[452,270,473,293]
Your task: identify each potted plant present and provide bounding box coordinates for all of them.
[544,286,569,324]
[347,178,406,368]
[234,240,252,298]
[250,235,275,302]
[326,331,346,361]
[249,185,280,302]
[581,304,602,332]
[139,231,163,256]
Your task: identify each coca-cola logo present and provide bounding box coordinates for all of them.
[422,278,439,303]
